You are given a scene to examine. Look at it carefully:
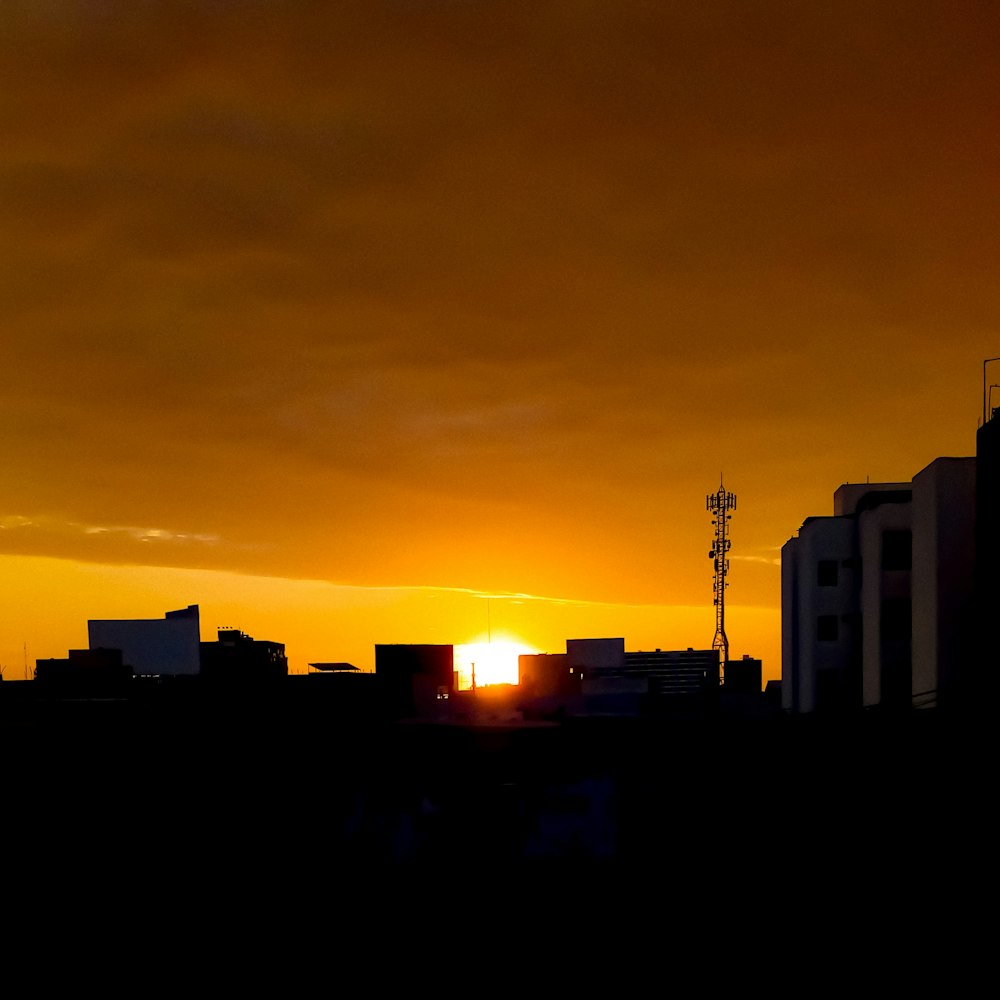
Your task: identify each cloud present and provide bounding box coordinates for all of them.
[732,555,782,568]
[0,516,36,530]
[0,1,996,609]
[80,523,219,544]
[0,512,224,570]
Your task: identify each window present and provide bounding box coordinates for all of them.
[817,560,838,587]
[882,530,912,571]
[817,615,839,641]
[880,599,911,642]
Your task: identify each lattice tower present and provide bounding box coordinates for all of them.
[707,481,737,682]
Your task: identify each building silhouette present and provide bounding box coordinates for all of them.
[375,644,454,717]
[977,405,1000,685]
[782,458,977,712]
[200,628,288,683]
[519,651,577,700]
[34,647,131,695]
[624,647,723,697]
[88,604,201,677]
[720,654,762,696]
[519,638,723,717]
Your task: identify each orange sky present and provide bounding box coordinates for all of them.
[2,2,998,682]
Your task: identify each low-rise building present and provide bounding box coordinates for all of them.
[200,628,287,683]
[35,647,132,694]
[375,643,454,717]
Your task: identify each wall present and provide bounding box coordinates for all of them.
[911,457,976,706]
[782,516,858,713]
[88,605,201,676]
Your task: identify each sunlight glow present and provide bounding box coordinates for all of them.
[454,639,535,689]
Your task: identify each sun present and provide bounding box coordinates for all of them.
[454,639,535,689]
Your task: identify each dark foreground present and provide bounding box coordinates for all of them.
[2,684,993,971]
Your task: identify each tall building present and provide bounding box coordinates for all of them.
[782,459,976,713]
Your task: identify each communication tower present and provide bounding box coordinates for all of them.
[707,480,737,681]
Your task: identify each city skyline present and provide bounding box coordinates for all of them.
[3,3,998,679]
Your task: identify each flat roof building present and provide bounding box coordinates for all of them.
[200,628,287,683]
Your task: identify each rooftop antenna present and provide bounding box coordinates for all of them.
[707,479,737,683]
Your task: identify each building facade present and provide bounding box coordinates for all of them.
[88,604,201,677]
[782,461,976,713]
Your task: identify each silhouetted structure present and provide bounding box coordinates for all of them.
[88,604,201,677]
[375,644,454,717]
[200,628,287,683]
[35,647,131,695]
[763,678,782,707]
[520,638,720,717]
[622,648,721,696]
[722,654,762,695]
[707,481,737,675]
[519,652,576,699]
[976,405,1000,689]
[783,458,976,712]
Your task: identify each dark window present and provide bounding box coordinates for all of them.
[817,615,839,641]
[817,560,838,586]
[880,598,911,642]
[882,530,912,571]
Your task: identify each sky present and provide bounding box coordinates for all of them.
[2,1,998,680]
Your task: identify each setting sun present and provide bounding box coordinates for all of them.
[454,639,536,690]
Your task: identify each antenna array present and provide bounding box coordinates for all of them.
[707,482,737,681]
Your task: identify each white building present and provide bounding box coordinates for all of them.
[782,459,975,713]
[88,604,201,677]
